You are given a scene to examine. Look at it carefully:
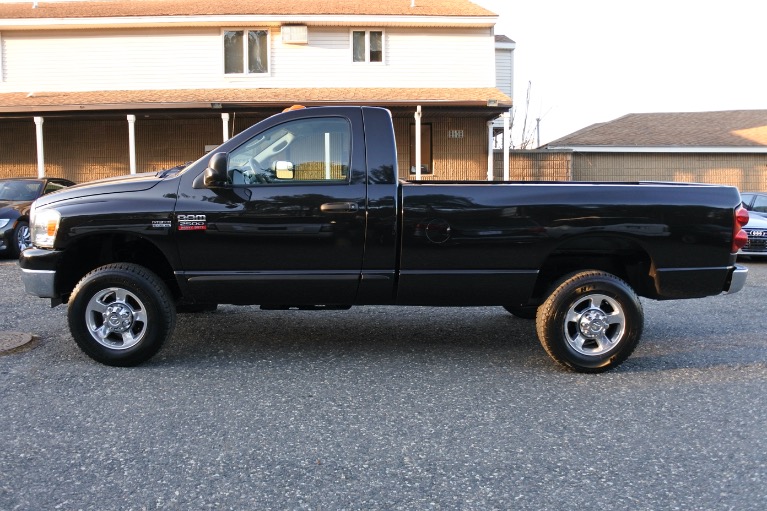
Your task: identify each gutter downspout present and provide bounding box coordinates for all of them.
[33,116,44,178]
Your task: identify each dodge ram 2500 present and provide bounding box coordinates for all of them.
[19,106,750,372]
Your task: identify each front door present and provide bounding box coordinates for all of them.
[175,114,366,306]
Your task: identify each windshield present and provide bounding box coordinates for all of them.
[0,180,42,201]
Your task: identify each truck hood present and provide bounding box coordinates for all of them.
[32,171,165,209]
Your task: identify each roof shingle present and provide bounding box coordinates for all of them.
[0,0,496,19]
[0,87,512,112]
[547,111,767,148]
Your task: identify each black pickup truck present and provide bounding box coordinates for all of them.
[19,106,750,372]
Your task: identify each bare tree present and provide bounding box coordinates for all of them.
[513,81,538,149]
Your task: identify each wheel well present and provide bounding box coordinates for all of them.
[56,234,179,303]
[530,241,656,305]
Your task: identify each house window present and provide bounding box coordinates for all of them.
[409,124,433,175]
[352,30,384,63]
[224,30,269,74]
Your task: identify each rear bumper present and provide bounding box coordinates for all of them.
[724,265,748,294]
[654,265,748,298]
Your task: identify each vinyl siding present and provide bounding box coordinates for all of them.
[0,26,496,92]
[1,28,223,90]
[495,48,512,98]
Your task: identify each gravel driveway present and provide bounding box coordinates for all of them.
[1,258,766,510]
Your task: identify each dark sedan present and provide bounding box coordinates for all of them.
[741,192,767,218]
[0,177,75,258]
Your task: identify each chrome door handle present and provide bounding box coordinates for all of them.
[320,202,358,213]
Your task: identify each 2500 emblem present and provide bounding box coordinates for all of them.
[178,214,207,231]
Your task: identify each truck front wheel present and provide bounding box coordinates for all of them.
[67,263,176,366]
[536,270,643,373]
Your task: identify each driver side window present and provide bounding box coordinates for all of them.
[227,117,351,185]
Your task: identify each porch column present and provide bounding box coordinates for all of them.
[503,111,511,181]
[221,113,230,142]
[486,120,494,181]
[414,105,422,180]
[33,116,45,178]
[127,115,137,175]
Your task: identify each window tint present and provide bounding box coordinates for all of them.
[43,181,68,195]
[227,118,351,185]
[752,194,767,214]
[0,180,41,201]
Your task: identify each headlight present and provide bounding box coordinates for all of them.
[31,208,61,248]
[0,219,9,229]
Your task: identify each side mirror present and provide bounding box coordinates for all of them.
[203,152,229,187]
[272,160,295,180]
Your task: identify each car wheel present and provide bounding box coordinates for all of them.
[11,221,30,258]
[502,304,537,319]
[68,263,176,366]
[536,270,644,373]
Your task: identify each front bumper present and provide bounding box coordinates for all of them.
[0,224,13,253]
[19,248,64,298]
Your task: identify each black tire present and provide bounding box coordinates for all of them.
[536,270,644,373]
[502,305,538,319]
[67,263,176,366]
[10,221,30,258]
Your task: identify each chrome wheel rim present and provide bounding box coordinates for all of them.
[564,293,626,356]
[16,224,31,252]
[85,287,148,350]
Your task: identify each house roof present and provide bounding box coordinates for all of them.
[0,0,495,20]
[0,87,512,114]
[546,110,767,152]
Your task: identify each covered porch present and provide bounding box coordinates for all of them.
[0,87,512,183]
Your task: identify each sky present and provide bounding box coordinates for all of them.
[472,0,767,147]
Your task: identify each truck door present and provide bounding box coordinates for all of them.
[175,114,366,306]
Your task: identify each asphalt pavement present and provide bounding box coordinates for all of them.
[1,258,766,510]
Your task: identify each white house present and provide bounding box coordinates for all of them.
[0,0,512,182]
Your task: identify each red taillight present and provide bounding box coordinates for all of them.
[732,206,750,252]
[736,206,750,228]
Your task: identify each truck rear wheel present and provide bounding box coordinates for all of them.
[536,270,643,373]
[67,263,176,366]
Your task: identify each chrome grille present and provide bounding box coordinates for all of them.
[743,236,767,252]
